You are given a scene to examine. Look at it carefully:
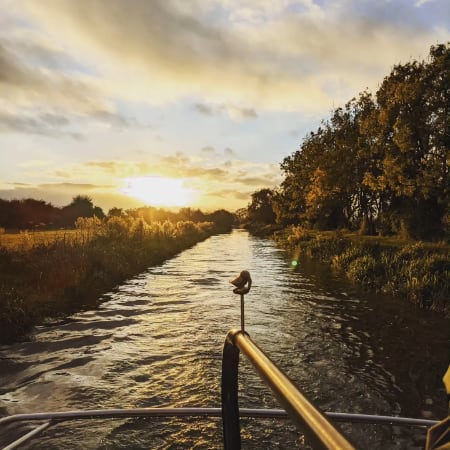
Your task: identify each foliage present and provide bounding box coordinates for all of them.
[0,196,105,230]
[252,43,449,241]
[286,225,313,245]
[276,229,450,313]
[346,255,384,288]
[246,189,277,224]
[0,195,236,237]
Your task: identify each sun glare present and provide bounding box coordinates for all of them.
[121,176,194,207]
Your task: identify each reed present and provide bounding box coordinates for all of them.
[275,228,450,314]
[0,216,219,343]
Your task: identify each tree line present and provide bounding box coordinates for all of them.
[0,196,104,230]
[0,195,234,233]
[246,43,449,240]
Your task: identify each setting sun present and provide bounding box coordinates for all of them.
[121,176,194,207]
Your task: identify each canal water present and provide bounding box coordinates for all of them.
[0,229,448,449]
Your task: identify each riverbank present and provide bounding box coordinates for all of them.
[0,217,229,344]
[272,226,450,315]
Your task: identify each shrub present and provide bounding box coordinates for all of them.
[347,255,384,288]
[331,246,365,271]
[402,254,450,309]
[287,226,312,245]
[305,234,347,262]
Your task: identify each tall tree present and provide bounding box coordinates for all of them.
[275,43,449,239]
[373,44,449,238]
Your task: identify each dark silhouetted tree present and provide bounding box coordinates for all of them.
[247,188,276,224]
[60,195,104,227]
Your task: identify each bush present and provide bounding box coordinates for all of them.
[331,246,365,271]
[305,234,347,262]
[402,254,450,309]
[347,255,384,288]
[287,226,312,245]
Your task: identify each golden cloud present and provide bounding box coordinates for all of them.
[5,151,282,211]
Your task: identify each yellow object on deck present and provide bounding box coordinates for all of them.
[425,366,450,450]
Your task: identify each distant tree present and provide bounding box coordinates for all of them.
[176,207,206,222]
[60,195,104,227]
[21,198,61,229]
[247,188,276,224]
[234,207,248,225]
[206,209,235,232]
[93,206,105,220]
[0,198,59,230]
[108,207,125,218]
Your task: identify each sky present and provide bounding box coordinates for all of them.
[0,0,448,213]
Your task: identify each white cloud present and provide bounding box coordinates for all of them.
[9,0,446,115]
[415,0,434,6]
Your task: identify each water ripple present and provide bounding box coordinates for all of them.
[0,230,448,450]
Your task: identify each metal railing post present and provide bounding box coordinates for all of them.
[230,270,252,334]
[221,330,242,450]
[240,294,245,332]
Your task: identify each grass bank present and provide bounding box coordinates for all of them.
[0,216,226,344]
[274,226,450,315]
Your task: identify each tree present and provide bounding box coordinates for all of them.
[0,198,60,230]
[234,207,248,225]
[108,207,125,218]
[60,195,104,227]
[372,44,449,238]
[247,189,276,224]
[206,209,234,232]
[275,42,449,239]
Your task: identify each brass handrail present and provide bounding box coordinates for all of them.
[221,328,356,450]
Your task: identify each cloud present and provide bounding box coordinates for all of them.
[4,151,281,211]
[0,108,129,136]
[16,0,448,113]
[208,188,253,201]
[201,146,216,154]
[415,0,435,7]
[237,175,278,186]
[0,22,130,134]
[0,182,143,211]
[0,39,102,113]
[0,111,67,135]
[177,166,231,180]
[223,105,258,120]
[194,103,214,115]
[0,181,113,200]
[194,102,258,120]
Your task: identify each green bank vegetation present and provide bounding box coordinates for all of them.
[275,227,449,314]
[0,212,233,343]
[240,43,450,313]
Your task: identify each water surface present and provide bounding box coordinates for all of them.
[0,230,448,449]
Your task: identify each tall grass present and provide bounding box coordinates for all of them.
[275,227,450,314]
[0,216,218,343]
